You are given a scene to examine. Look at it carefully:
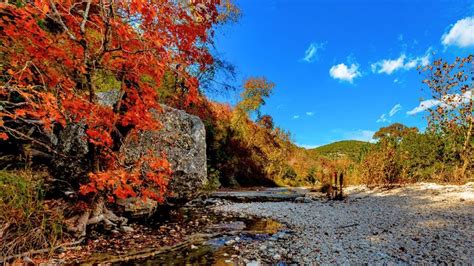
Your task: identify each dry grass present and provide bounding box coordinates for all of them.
[0,170,67,258]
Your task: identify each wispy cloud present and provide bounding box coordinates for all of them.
[293,115,300,119]
[371,49,431,75]
[389,104,402,117]
[377,104,402,123]
[302,42,326,63]
[329,63,361,83]
[407,90,473,115]
[406,99,440,115]
[372,55,406,75]
[376,113,389,123]
[306,111,314,116]
[442,16,474,48]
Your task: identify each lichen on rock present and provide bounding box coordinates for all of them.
[120,104,207,202]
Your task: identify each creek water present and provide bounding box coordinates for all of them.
[123,218,283,265]
[84,205,286,265]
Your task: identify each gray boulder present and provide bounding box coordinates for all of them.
[52,123,90,189]
[52,91,207,206]
[120,105,207,201]
[98,90,208,201]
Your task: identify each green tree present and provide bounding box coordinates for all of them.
[235,77,275,118]
[419,55,473,178]
[373,123,419,146]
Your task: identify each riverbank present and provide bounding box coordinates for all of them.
[10,183,473,264]
[214,183,474,264]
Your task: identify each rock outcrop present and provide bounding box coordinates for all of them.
[52,91,207,207]
[51,123,90,191]
[120,105,207,201]
[98,90,208,201]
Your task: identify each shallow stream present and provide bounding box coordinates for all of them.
[83,204,287,265]
[127,218,283,265]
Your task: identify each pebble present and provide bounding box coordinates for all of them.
[225,239,236,246]
[120,226,134,233]
[214,183,474,264]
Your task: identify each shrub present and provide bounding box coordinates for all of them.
[360,145,404,186]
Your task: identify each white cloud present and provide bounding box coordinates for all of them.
[376,113,389,123]
[329,63,361,83]
[441,16,474,48]
[293,115,300,119]
[343,129,376,142]
[407,90,473,115]
[306,112,314,116]
[302,42,325,62]
[393,78,399,83]
[371,49,431,75]
[371,55,406,74]
[405,52,431,69]
[389,104,402,117]
[377,104,402,123]
[406,99,440,115]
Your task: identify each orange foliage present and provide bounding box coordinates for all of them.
[0,0,221,202]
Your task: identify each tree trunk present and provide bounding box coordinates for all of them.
[460,117,473,178]
[66,196,128,237]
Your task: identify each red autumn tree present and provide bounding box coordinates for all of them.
[0,0,225,230]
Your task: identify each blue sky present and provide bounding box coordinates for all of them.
[212,0,474,148]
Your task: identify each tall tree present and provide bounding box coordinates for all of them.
[0,0,227,234]
[420,55,473,177]
[373,123,419,146]
[233,77,274,123]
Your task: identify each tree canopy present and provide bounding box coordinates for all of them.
[0,0,224,202]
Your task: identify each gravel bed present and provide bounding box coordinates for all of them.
[214,183,474,264]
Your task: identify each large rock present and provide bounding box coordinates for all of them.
[97,90,208,200]
[51,123,90,190]
[52,91,207,205]
[120,105,207,201]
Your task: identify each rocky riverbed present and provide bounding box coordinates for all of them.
[214,183,474,264]
[26,183,473,265]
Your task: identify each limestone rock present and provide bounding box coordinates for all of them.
[121,104,207,201]
[98,90,208,200]
[52,91,207,209]
[116,197,158,218]
[51,123,90,188]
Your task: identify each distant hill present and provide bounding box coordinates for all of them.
[309,140,372,161]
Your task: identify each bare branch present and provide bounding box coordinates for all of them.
[2,126,63,156]
[48,0,78,42]
[80,0,92,34]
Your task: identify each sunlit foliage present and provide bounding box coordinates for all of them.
[0,0,224,202]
